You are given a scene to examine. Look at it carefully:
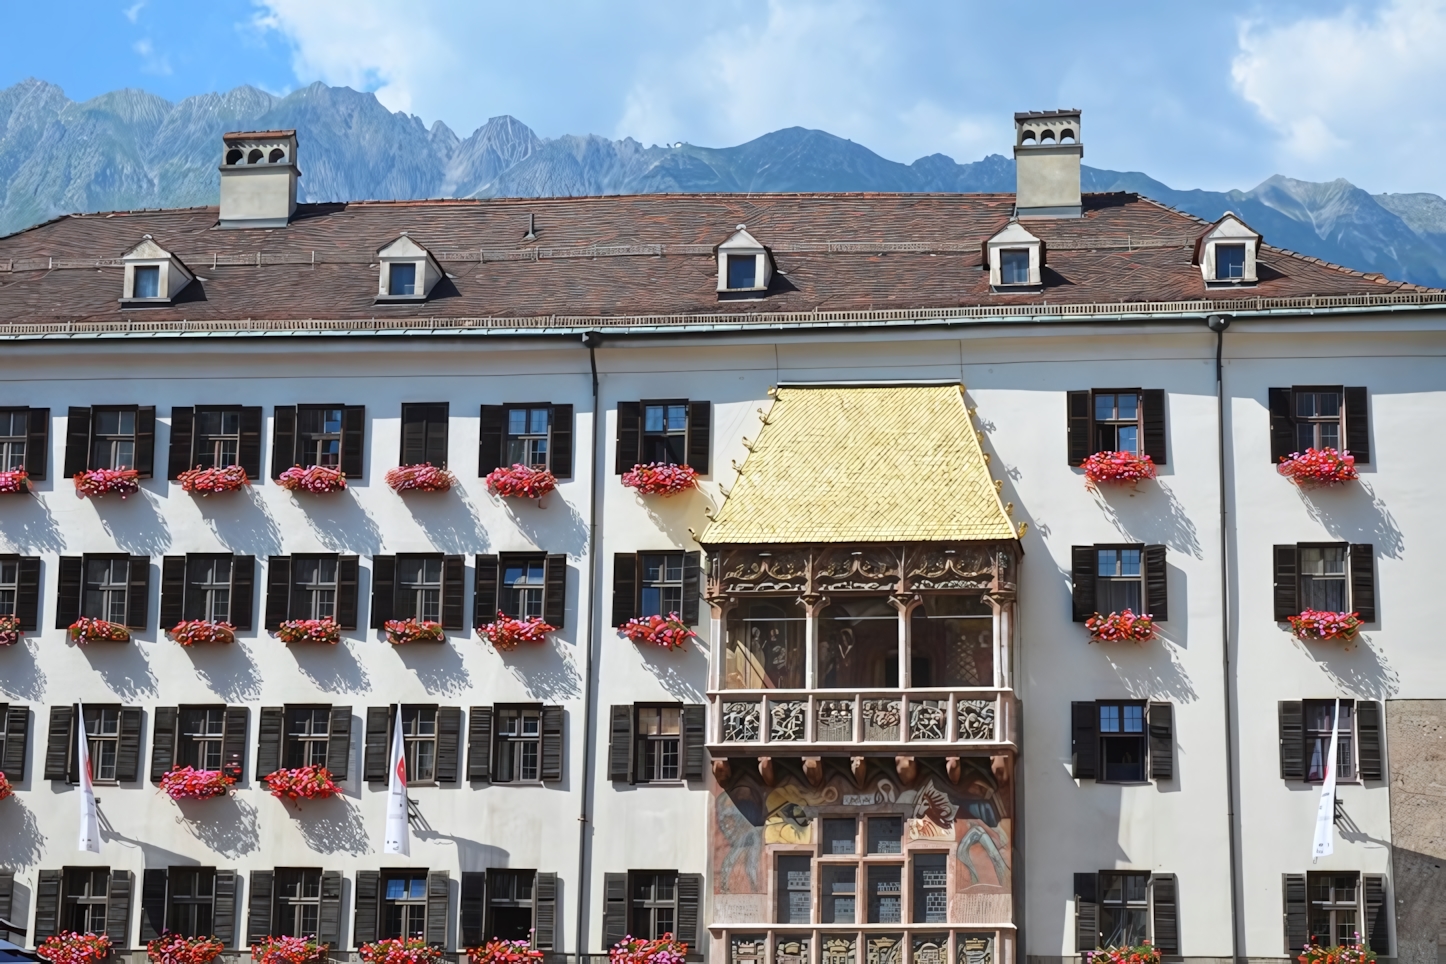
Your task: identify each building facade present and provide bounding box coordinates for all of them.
[0,111,1443,964]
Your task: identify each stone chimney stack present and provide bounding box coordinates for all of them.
[1013,110,1082,218]
[218,130,300,229]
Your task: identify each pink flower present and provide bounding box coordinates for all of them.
[621,462,698,496]
[169,619,236,646]
[1278,447,1358,486]
[610,935,690,964]
[275,618,342,645]
[39,933,113,964]
[0,613,21,647]
[384,618,446,645]
[1085,609,1157,643]
[1288,609,1363,642]
[0,770,13,802]
[251,937,328,964]
[486,464,557,499]
[0,468,31,494]
[148,934,226,964]
[360,939,445,964]
[68,617,131,644]
[386,463,456,493]
[262,766,340,802]
[620,612,696,651]
[74,468,140,498]
[467,941,544,964]
[178,464,249,494]
[160,765,235,800]
[1082,451,1156,487]
[277,465,347,493]
[478,612,555,651]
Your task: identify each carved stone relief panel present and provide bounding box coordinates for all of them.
[722,701,762,742]
[957,699,996,741]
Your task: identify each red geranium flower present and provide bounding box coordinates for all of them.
[621,462,698,496]
[620,613,696,651]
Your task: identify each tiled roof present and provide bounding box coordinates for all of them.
[699,384,1017,545]
[0,192,1431,328]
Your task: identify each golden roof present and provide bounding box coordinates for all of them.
[700,384,1017,545]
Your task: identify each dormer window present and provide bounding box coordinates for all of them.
[984,221,1044,289]
[1000,249,1031,285]
[121,235,192,305]
[1196,213,1261,285]
[389,263,417,297]
[376,234,442,302]
[726,254,757,290]
[134,265,160,299]
[716,225,772,294]
[1216,244,1246,280]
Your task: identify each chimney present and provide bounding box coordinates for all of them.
[218,130,300,228]
[1013,110,1082,218]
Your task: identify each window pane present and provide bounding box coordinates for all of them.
[724,601,806,689]
[134,265,160,298]
[822,866,856,924]
[823,818,857,855]
[1000,249,1030,284]
[820,597,898,688]
[728,254,757,289]
[644,406,665,433]
[1116,394,1138,420]
[867,817,902,854]
[389,262,417,296]
[776,855,812,924]
[909,594,993,687]
[1216,244,1246,279]
[866,866,902,924]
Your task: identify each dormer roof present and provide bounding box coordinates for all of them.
[1192,212,1261,265]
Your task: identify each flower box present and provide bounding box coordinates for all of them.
[386,463,456,493]
[360,939,444,964]
[0,613,21,647]
[467,940,543,964]
[1278,447,1358,486]
[1288,609,1363,642]
[148,934,226,964]
[621,462,699,496]
[0,468,31,494]
[38,933,113,964]
[276,618,342,645]
[1085,943,1160,964]
[160,765,236,801]
[262,765,341,801]
[610,935,689,964]
[1082,451,1156,486]
[384,618,445,645]
[1298,945,1377,964]
[486,464,557,500]
[277,465,347,494]
[169,619,236,646]
[1085,609,1157,643]
[251,937,328,964]
[478,612,554,652]
[74,468,141,499]
[0,770,12,802]
[620,612,696,651]
[178,464,249,494]
[69,617,131,644]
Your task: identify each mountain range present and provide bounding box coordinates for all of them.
[2,77,1445,287]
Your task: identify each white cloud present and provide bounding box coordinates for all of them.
[1232,0,1446,192]
[123,1,146,24]
[132,38,171,76]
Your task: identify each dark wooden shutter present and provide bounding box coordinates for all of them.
[1,704,28,780]
[615,401,641,473]
[478,405,505,476]
[213,870,238,947]
[106,870,133,947]
[425,871,450,947]
[1151,874,1179,955]
[540,705,563,782]
[25,407,49,479]
[371,555,397,629]
[160,555,187,630]
[318,871,342,946]
[140,867,168,942]
[1074,872,1098,952]
[1357,700,1384,781]
[1269,388,1295,463]
[34,869,63,941]
[1066,391,1091,466]
[1344,387,1370,463]
[56,556,83,629]
[1143,544,1168,621]
[1141,389,1167,464]
[15,556,40,632]
[436,707,462,783]
[340,406,366,479]
[352,871,380,947]
[124,555,150,630]
[675,872,702,947]
[326,706,352,780]
[238,407,263,481]
[168,406,195,479]
[1148,702,1174,780]
[682,704,705,781]
[426,404,449,468]
[264,556,291,630]
[441,555,465,631]
[1279,701,1305,780]
[473,555,498,628]
[1350,544,1376,622]
[612,554,638,626]
[608,705,634,783]
[44,705,73,781]
[601,873,629,950]
[150,706,178,781]
[116,707,143,782]
[681,551,702,625]
[532,872,557,950]
[549,404,574,478]
[364,706,391,782]
[686,401,711,473]
[223,706,248,780]
[336,555,359,631]
[402,403,445,467]
[1282,874,1308,953]
[466,706,492,781]
[1072,702,1098,780]
[231,556,255,632]
[0,871,14,935]
[245,870,274,945]
[1273,545,1300,621]
[1363,874,1388,953]
[1070,546,1096,622]
[64,406,92,477]
[270,406,297,479]
[459,872,486,948]
[256,707,284,779]
[133,406,156,479]
[543,554,567,629]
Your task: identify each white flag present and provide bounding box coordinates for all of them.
[1311,698,1341,862]
[76,702,101,853]
[383,705,410,855]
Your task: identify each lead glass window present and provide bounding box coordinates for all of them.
[63,868,111,934]
[167,867,215,937]
[1099,872,1149,948]
[1300,547,1348,612]
[723,599,806,689]
[1305,700,1356,782]
[193,408,241,470]
[501,557,546,620]
[821,865,856,924]
[642,404,687,465]
[1094,392,1141,455]
[636,706,681,782]
[866,865,902,924]
[91,408,136,470]
[399,556,443,623]
[776,855,812,924]
[505,408,551,470]
[912,854,948,924]
[83,557,130,624]
[296,407,343,467]
[493,706,541,783]
[1295,391,1342,452]
[274,868,322,938]
[1098,702,1147,783]
[0,410,26,471]
[185,555,233,622]
[284,707,331,769]
[293,556,338,620]
[178,706,226,771]
[1308,872,1360,947]
[381,872,428,939]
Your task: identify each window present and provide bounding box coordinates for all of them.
[506,407,551,469]
[389,263,417,297]
[0,557,16,616]
[636,706,681,782]
[640,553,684,618]
[1000,249,1030,285]
[502,557,546,620]
[1216,244,1246,279]
[63,868,111,933]
[134,265,161,299]
[820,597,898,689]
[1096,548,1143,613]
[381,873,428,939]
[275,869,323,938]
[867,865,903,924]
[723,600,805,689]
[297,407,344,467]
[1269,387,1369,465]
[909,594,993,687]
[1274,543,1373,624]
[776,855,812,924]
[400,403,448,468]
[867,817,902,855]
[824,818,857,855]
[1295,390,1342,452]
[1305,700,1355,782]
[1299,547,1347,612]
[294,556,338,620]
[0,410,26,470]
[167,868,215,937]
[1098,702,1147,783]
[912,855,947,924]
[285,707,332,769]
[1094,393,1140,454]
[178,706,226,771]
[821,865,856,924]
[193,408,241,469]
[487,870,534,941]
[401,706,438,784]
[399,557,443,623]
[1308,873,1360,947]
[83,557,132,624]
[1099,872,1149,947]
[185,555,233,622]
[643,404,688,465]
[727,254,757,290]
[631,873,676,939]
[91,408,137,470]
[493,706,541,783]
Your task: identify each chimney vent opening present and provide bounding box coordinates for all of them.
[219,130,300,229]
[247,148,263,164]
[268,147,286,163]
[225,149,243,165]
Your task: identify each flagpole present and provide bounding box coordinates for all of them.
[384,704,410,856]
[1311,699,1341,863]
[77,702,100,853]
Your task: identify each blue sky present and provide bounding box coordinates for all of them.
[4,0,1445,195]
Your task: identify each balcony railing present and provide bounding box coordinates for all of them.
[707,688,1017,753]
